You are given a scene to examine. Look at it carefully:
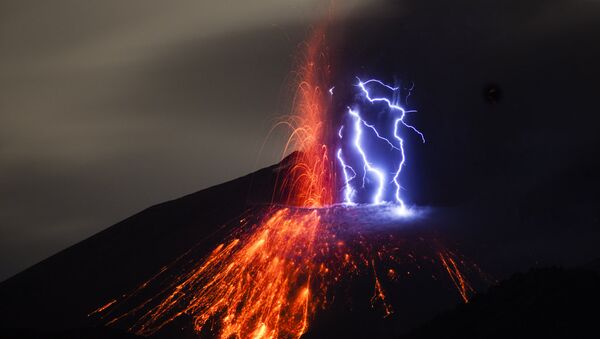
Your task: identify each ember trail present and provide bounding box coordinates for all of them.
[90,18,479,339]
[91,24,337,339]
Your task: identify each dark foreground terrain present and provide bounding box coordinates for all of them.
[2,264,599,338]
[403,266,600,339]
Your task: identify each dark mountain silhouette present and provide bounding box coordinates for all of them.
[401,266,600,339]
[0,153,299,337]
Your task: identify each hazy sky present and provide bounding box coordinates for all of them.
[2,0,600,282]
[0,0,376,281]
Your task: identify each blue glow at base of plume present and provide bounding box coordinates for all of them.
[336,77,425,208]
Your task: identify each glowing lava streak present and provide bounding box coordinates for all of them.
[438,250,474,303]
[116,23,335,338]
[271,25,334,208]
[93,18,479,339]
[127,208,321,338]
[173,24,336,337]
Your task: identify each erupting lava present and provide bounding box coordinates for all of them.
[93,24,339,339]
[272,25,334,208]
[91,16,482,339]
[126,208,322,338]
[152,25,340,338]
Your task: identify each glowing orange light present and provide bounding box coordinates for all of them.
[91,12,481,339]
[438,250,474,303]
[272,25,334,208]
[120,208,322,338]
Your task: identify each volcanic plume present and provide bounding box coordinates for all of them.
[84,20,484,339]
[89,23,340,338]
[3,2,600,339]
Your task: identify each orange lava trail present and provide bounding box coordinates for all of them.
[92,10,482,338]
[127,208,322,338]
[370,259,393,317]
[89,299,117,316]
[273,24,334,208]
[113,21,336,339]
[438,250,474,303]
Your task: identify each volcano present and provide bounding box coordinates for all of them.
[0,150,599,339]
[0,151,467,338]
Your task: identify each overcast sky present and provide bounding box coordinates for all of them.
[0,0,377,281]
[2,0,600,282]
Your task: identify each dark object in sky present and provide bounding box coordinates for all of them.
[402,267,600,339]
[483,83,502,104]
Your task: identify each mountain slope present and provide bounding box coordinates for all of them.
[0,154,292,331]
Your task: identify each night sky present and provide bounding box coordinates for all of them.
[2,0,600,282]
[0,0,372,281]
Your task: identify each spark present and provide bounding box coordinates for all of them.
[110,208,322,338]
[438,250,474,303]
[94,206,479,337]
[90,21,482,339]
[371,259,393,317]
[270,24,334,208]
[97,22,337,339]
[88,299,116,316]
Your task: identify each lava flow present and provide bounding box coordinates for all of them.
[91,17,482,339]
[92,24,337,339]
[122,208,323,338]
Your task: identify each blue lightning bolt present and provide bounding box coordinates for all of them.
[405,81,415,104]
[348,108,386,204]
[360,120,401,151]
[393,118,408,211]
[337,125,357,204]
[335,77,425,210]
[357,77,425,144]
[336,147,356,204]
